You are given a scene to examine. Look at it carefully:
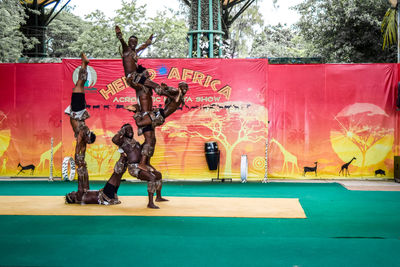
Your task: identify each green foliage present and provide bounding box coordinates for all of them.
[294,0,396,63]
[250,24,315,58]
[0,0,188,59]
[112,1,188,58]
[69,10,119,58]
[56,0,187,58]
[145,10,188,58]
[381,7,397,50]
[226,4,264,58]
[0,0,38,62]
[112,0,147,39]
[46,9,88,57]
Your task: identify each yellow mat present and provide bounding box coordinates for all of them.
[343,185,400,191]
[0,196,306,218]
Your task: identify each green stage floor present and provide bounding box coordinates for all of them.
[0,181,399,267]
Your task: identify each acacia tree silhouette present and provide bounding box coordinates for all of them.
[163,102,267,176]
[333,105,394,172]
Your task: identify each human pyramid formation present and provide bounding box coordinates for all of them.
[65,26,189,209]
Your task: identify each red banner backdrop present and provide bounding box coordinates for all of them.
[0,63,63,177]
[62,59,268,180]
[268,64,398,178]
[0,60,399,180]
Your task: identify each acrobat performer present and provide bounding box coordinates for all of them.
[64,52,96,202]
[115,25,176,172]
[114,25,175,101]
[66,126,129,205]
[112,124,168,209]
[65,153,125,205]
[66,124,168,208]
[126,82,189,130]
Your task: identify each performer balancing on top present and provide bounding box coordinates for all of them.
[64,52,96,202]
[115,25,178,172]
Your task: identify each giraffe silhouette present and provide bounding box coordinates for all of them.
[37,142,62,171]
[339,157,356,177]
[270,138,299,175]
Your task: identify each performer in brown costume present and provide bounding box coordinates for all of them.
[65,153,125,206]
[115,25,176,172]
[126,81,189,129]
[66,124,168,208]
[64,52,96,202]
[112,123,168,208]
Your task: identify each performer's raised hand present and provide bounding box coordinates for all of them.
[146,34,154,45]
[115,25,122,39]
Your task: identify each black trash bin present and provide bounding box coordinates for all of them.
[205,142,219,170]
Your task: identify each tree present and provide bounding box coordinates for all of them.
[67,0,188,59]
[180,0,261,57]
[249,23,315,58]
[86,143,115,173]
[227,4,264,57]
[161,102,267,176]
[145,10,188,58]
[180,0,259,38]
[46,8,88,57]
[0,0,38,62]
[330,103,394,174]
[294,0,396,63]
[381,0,397,50]
[69,10,119,58]
[112,0,147,36]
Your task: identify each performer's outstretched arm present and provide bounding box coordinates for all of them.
[136,34,153,53]
[115,25,128,51]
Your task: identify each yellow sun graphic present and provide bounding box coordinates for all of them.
[330,103,393,168]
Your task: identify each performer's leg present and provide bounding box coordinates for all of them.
[162,82,189,118]
[138,131,156,171]
[73,52,90,93]
[76,163,89,201]
[102,155,127,201]
[134,110,165,130]
[144,80,176,100]
[135,168,159,209]
[154,171,168,202]
[98,167,124,205]
[108,155,127,187]
[83,170,90,191]
[81,190,100,204]
[146,180,159,209]
[134,112,152,128]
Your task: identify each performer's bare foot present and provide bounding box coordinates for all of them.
[175,87,183,103]
[155,196,168,202]
[147,203,160,209]
[80,52,89,66]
